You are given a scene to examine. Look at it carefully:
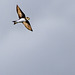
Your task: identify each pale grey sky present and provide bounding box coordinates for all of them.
[0,0,75,75]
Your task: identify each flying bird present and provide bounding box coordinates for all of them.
[12,5,33,31]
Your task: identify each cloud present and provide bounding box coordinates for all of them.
[0,0,75,75]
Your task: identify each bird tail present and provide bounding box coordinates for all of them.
[12,21,17,25]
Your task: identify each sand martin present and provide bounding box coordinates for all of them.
[12,5,33,31]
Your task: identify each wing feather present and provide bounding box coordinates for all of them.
[22,21,33,31]
[16,5,25,18]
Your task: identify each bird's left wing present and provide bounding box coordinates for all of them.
[16,5,25,19]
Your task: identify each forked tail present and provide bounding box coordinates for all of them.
[12,21,17,25]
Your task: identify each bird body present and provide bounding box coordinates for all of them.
[13,18,25,24]
[16,18,25,22]
[12,5,33,31]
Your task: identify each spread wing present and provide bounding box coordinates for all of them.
[22,20,33,31]
[16,5,25,19]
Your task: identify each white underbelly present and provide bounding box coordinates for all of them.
[16,18,25,23]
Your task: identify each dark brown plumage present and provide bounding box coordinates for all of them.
[16,5,25,19]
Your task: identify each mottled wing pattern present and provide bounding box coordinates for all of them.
[16,5,25,19]
[23,20,33,31]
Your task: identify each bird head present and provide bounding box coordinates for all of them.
[26,17,30,20]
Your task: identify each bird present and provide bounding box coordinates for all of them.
[12,5,33,31]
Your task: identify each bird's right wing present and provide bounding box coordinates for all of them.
[16,5,25,19]
[22,21,33,31]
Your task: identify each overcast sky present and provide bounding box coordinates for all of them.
[0,0,75,75]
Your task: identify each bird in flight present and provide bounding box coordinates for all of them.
[12,5,33,31]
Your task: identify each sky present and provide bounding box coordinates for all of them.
[0,0,75,75]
